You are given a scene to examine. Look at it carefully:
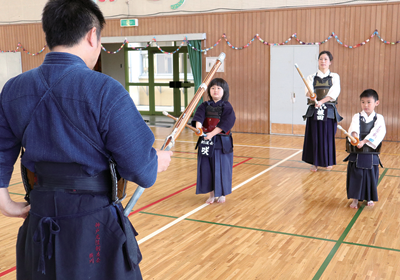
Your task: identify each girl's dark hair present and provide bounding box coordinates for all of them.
[318,51,333,61]
[360,89,379,101]
[42,0,105,50]
[207,78,230,101]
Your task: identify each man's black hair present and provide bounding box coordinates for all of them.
[42,0,105,50]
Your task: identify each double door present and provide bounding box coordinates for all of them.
[270,45,319,135]
[126,46,194,116]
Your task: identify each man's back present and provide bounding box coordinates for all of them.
[1,52,158,186]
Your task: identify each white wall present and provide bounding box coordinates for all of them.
[0,53,22,91]
[1,0,399,24]
[100,43,125,87]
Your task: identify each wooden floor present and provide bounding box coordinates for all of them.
[1,127,400,279]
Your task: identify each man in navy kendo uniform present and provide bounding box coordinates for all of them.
[0,0,172,279]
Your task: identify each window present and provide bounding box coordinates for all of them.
[154,53,173,75]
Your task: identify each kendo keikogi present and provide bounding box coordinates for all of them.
[302,72,343,167]
[345,113,384,202]
[192,100,236,198]
[0,52,158,280]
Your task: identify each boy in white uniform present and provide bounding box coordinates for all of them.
[345,89,386,209]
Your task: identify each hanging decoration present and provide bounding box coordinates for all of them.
[223,34,256,50]
[127,41,151,51]
[187,38,222,53]
[0,43,47,56]
[101,41,126,54]
[292,31,397,48]
[152,37,187,54]
[101,30,400,54]
[171,0,186,10]
[2,30,400,56]
[101,39,151,53]
[256,34,295,46]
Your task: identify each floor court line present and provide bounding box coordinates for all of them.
[173,150,252,159]
[0,158,252,277]
[0,267,16,278]
[139,212,400,253]
[129,183,197,216]
[128,157,252,217]
[155,138,303,151]
[2,149,325,275]
[311,168,389,280]
[140,211,337,243]
[137,149,303,245]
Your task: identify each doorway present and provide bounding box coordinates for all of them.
[270,45,319,135]
[125,42,195,117]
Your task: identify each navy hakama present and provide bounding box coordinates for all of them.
[196,135,233,197]
[192,100,236,197]
[0,51,157,280]
[345,154,380,202]
[302,116,337,167]
[344,112,385,203]
[301,71,342,168]
[17,189,142,280]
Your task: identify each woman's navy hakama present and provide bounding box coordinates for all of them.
[302,112,337,167]
[302,104,342,167]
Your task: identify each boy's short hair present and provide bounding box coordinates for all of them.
[207,78,230,101]
[318,51,333,61]
[42,0,105,50]
[360,89,379,101]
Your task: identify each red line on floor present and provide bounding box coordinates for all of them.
[0,266,16,277]
[173,150,252,159]
[1,157,253,277]
[128,183,197,216]
[128,157,252,217]
[233,157,252,167]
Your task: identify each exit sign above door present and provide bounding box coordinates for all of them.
[120,19,138,27]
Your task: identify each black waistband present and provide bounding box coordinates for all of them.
[34,162,111,192]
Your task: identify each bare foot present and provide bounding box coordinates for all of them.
[206,191,215,204]
[310,165,317,172]
[350,199,358,209]
[367,201,374,207]
[217,196,225,203]
[206,197,215,204]
[326,166,333,170]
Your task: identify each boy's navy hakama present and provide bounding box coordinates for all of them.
[344,112,385,202]
[345,153,380,201]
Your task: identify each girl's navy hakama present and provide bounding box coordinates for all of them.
[192,100,236,197]
[196,135,234,197]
